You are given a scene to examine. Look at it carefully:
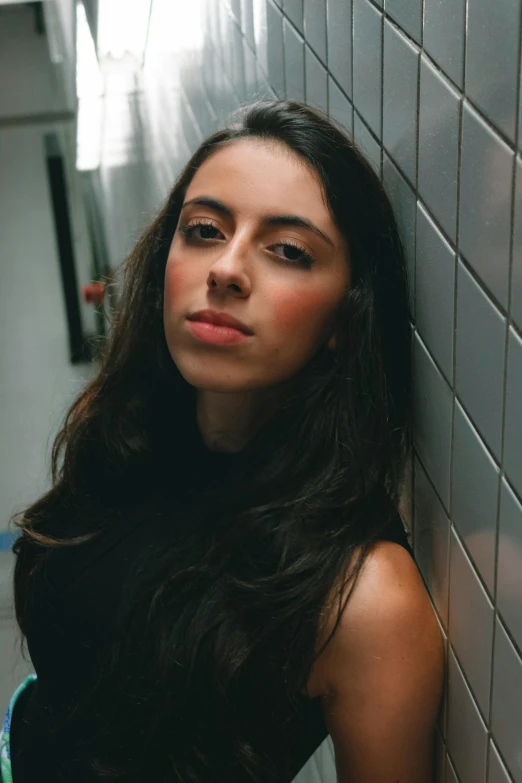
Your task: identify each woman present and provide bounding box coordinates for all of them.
[3,101,443,782]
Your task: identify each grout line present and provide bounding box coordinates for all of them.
[276,0,328,71]
[351,0,355,134]
[485,0,522,750]
[384,145,515,322]
[379,0,384,177]
[444,50,465,743]
[446,747,464,783]
[324,0,329,114]
[368,0,520,155]
[448,638,490,730]
[412,446,519,628]
[198,3,522,778]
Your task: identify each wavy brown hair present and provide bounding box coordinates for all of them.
[12,101,411,782]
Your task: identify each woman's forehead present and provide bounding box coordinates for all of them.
[184,138,337,232]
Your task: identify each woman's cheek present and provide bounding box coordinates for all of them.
[164,259,188,309]
[272,289,332,338]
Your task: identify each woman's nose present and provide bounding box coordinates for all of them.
[206,239,252,296]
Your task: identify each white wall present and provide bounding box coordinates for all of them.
[0,4,66,117]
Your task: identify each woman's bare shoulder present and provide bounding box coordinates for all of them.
[306,540,443,698]
[306,541,444,781]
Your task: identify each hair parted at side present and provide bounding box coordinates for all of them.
[12,100,411,782]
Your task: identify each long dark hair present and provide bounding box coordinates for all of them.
[12,101,411,782]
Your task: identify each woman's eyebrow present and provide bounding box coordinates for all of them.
[263,214,334,247]
[180,195,334,247]
[181,196,233,216]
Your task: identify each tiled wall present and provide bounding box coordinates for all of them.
[92,1,522,781]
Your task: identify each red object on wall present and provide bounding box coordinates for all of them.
[82,282,105,305]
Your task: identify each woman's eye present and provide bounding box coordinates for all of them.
[178,222,224,242]
[271,243,315,269]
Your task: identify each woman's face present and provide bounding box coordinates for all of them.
[163,138,350,393]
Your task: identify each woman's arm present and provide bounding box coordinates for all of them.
[319,541,445,782]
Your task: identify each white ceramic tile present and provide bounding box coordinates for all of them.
[466,0,521,141]
[414,460,450,628]
[459,102,514,309]
[504,329,522,500]
[455,261,507,461]
[353,0,382,138]
[489,740,515,783]
[447,648,488,783]
[497,479,522,654]
[383,155,416,310]
[448,529,494,718]
[418,57,460,242]
[383,19,419,184]
[416,203,456,382]
[451,401,500,594]
[413,334,453,511]
[491,618,522,783]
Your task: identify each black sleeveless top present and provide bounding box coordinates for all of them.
[11,424,413,783]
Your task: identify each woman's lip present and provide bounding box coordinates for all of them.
[186,319,252,345]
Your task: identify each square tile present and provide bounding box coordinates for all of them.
[448,528,494,718]
[416,203,455,383]
[452,401,500,594]
[437,629,448,736]
[385,0,422,42]
[283,0,303,33]
[243,37,259,95]
[327,0,352,97]
[418,57,460,243]
[382,154,416,311]
[446,756,459,783]
[304,0,326,63]
[466,0,521,141]
[504,328,522,499]
[512,158,522,330]
[447,647,488,783]
[283,18,305,102]
[413,459,450,627]
[459,102,514,309]
[383,20,419,185]
[232,23,248,102]
[253,0,269,73]
[267,0,285,96]
[413,334,453,511]
[491,618,522,783]
[434,729,446,783]
[423,0,465,87]
[305,44,327,112]
[241,0,256,47]
[207,1,221,49]
[455,260,507,460]
[497,480,522,661]
[353,0,382,138]
[353,112,381,174]
[489,740,514,783]
[255,66,278,100]
[219,3,235,79]
[227,0,242,24]
[400,453,413,534]
[328,75,353,133]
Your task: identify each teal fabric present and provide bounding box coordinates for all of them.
[0,675,37,782]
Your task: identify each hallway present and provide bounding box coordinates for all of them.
[0,3,96,712]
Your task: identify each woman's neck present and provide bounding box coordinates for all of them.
[195,381,295,454]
